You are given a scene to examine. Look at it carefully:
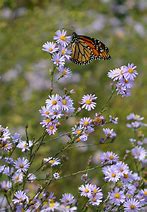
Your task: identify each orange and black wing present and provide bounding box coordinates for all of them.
[71,32,111,65]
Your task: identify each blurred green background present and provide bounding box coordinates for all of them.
[0,0,147,197]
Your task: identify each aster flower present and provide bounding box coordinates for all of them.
[60,193,76,206]
[79,184,92,197]
[124,198,140,212]
[53,172,60,179]
[11,132,22,144]
[72,125,83,136]
[0,180,12,191]
[122,63,138,80]
[60,95,74,112]
[115,161,129,175]
[108,187,125,206]
[58,66,72,80]
[17,140,33,152]
[131,146,146,161]
[127,113,144,121]
[59,46,72,60]
[93,113,105,126]
[108,67,123,81]
[46,94,61,111]
[14,157,30,173]
[54,29,71,47]
[109,115,118,124]
[46,123,58,135]
[103,128,116,139]
[100,151,119,165]
[43,157,61,167]
[102,165,121,182]
[42,41,58,54]
[13,191,29,205]
[52,53,65,66]
[27,173,36,182]
[0,125,11,141]
[81,94,97,111]
[89,192,103,206]
[80,117,92,127]
[127,121,143,129]
[12,172,23,184]
[0,140,13,152]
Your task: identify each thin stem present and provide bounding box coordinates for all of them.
[100,88,115,113]
[4,194,13,212]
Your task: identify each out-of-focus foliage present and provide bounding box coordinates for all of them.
[0,0,147,194]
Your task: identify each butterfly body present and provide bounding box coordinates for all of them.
[71,32,111,65]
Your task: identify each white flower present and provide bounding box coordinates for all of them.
[42,41,58,54]
[81,94,97,111]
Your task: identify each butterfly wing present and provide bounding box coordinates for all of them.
[71,32,111,65]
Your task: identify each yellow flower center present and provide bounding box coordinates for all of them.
[60,35,66,41]
[49,159,55,164]
[61,49,66,55]
[124,173,128,178]
[83,121,89,126]
[114,193,120,199]
[19,164,24,168]
[49,200,55,208]
[93,188,97,194]
[128,68,134,73]
[62,99,67,105]
[49,126,54,130]
[109,155,114,160]
[45,119,51,124]
[144,191,147,196]
[76,130,82,135]
[76,137,81,142]
[124,79,128,83]
[52,100,57,105]
[63,69,67,76]
[85,188,89,193]
[112,173,116,177]
[49,47,53,52]
[85,99,92,105]
[130,204,136,209]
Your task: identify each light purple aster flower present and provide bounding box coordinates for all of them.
[0,125,11,141]
[103,128,116,139]
[43,157,61,167]
[107,68,123,81]
[89,192,103,206]
[60,193,76,206]
[46,123,58,135]
[58,66,72,80]
[124,198,140,212]
[54,29,71,47]
[80,117,92,127]
[42,41,58,54]
[131,146,146,161]
[46,94,61,111]
[59,46,72,60]
[81,94,97,111]
[12,172,23,184]
[127,113,144,121]
[53,172,60,179]
[60,95,74,112]
[13,190,29,205]
[72,125,83,136]
[100,151,119,165]
[102,165,120,182]
[11,132,22,144]
[122,63,138,81]
[109,115,118,124]
[0,180,12,191]
[115,161,129,175]
[52,53,65,66]
[79,184,92,197]
[27,173,36,182]
[14,157,30,173]
[109,187,125,206]
[127,121,143,129]
[17,140,33,152]
[116,81,131,97]
[0,140,13,152]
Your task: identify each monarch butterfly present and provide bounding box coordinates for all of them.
[70,32,111,65]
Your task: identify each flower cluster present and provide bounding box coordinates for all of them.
[72,113,105,142]
[40,94,75,135]
[79,183,103,206]
[126,112,146,129]
[108,63,138,97]
[42,30,72,80]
